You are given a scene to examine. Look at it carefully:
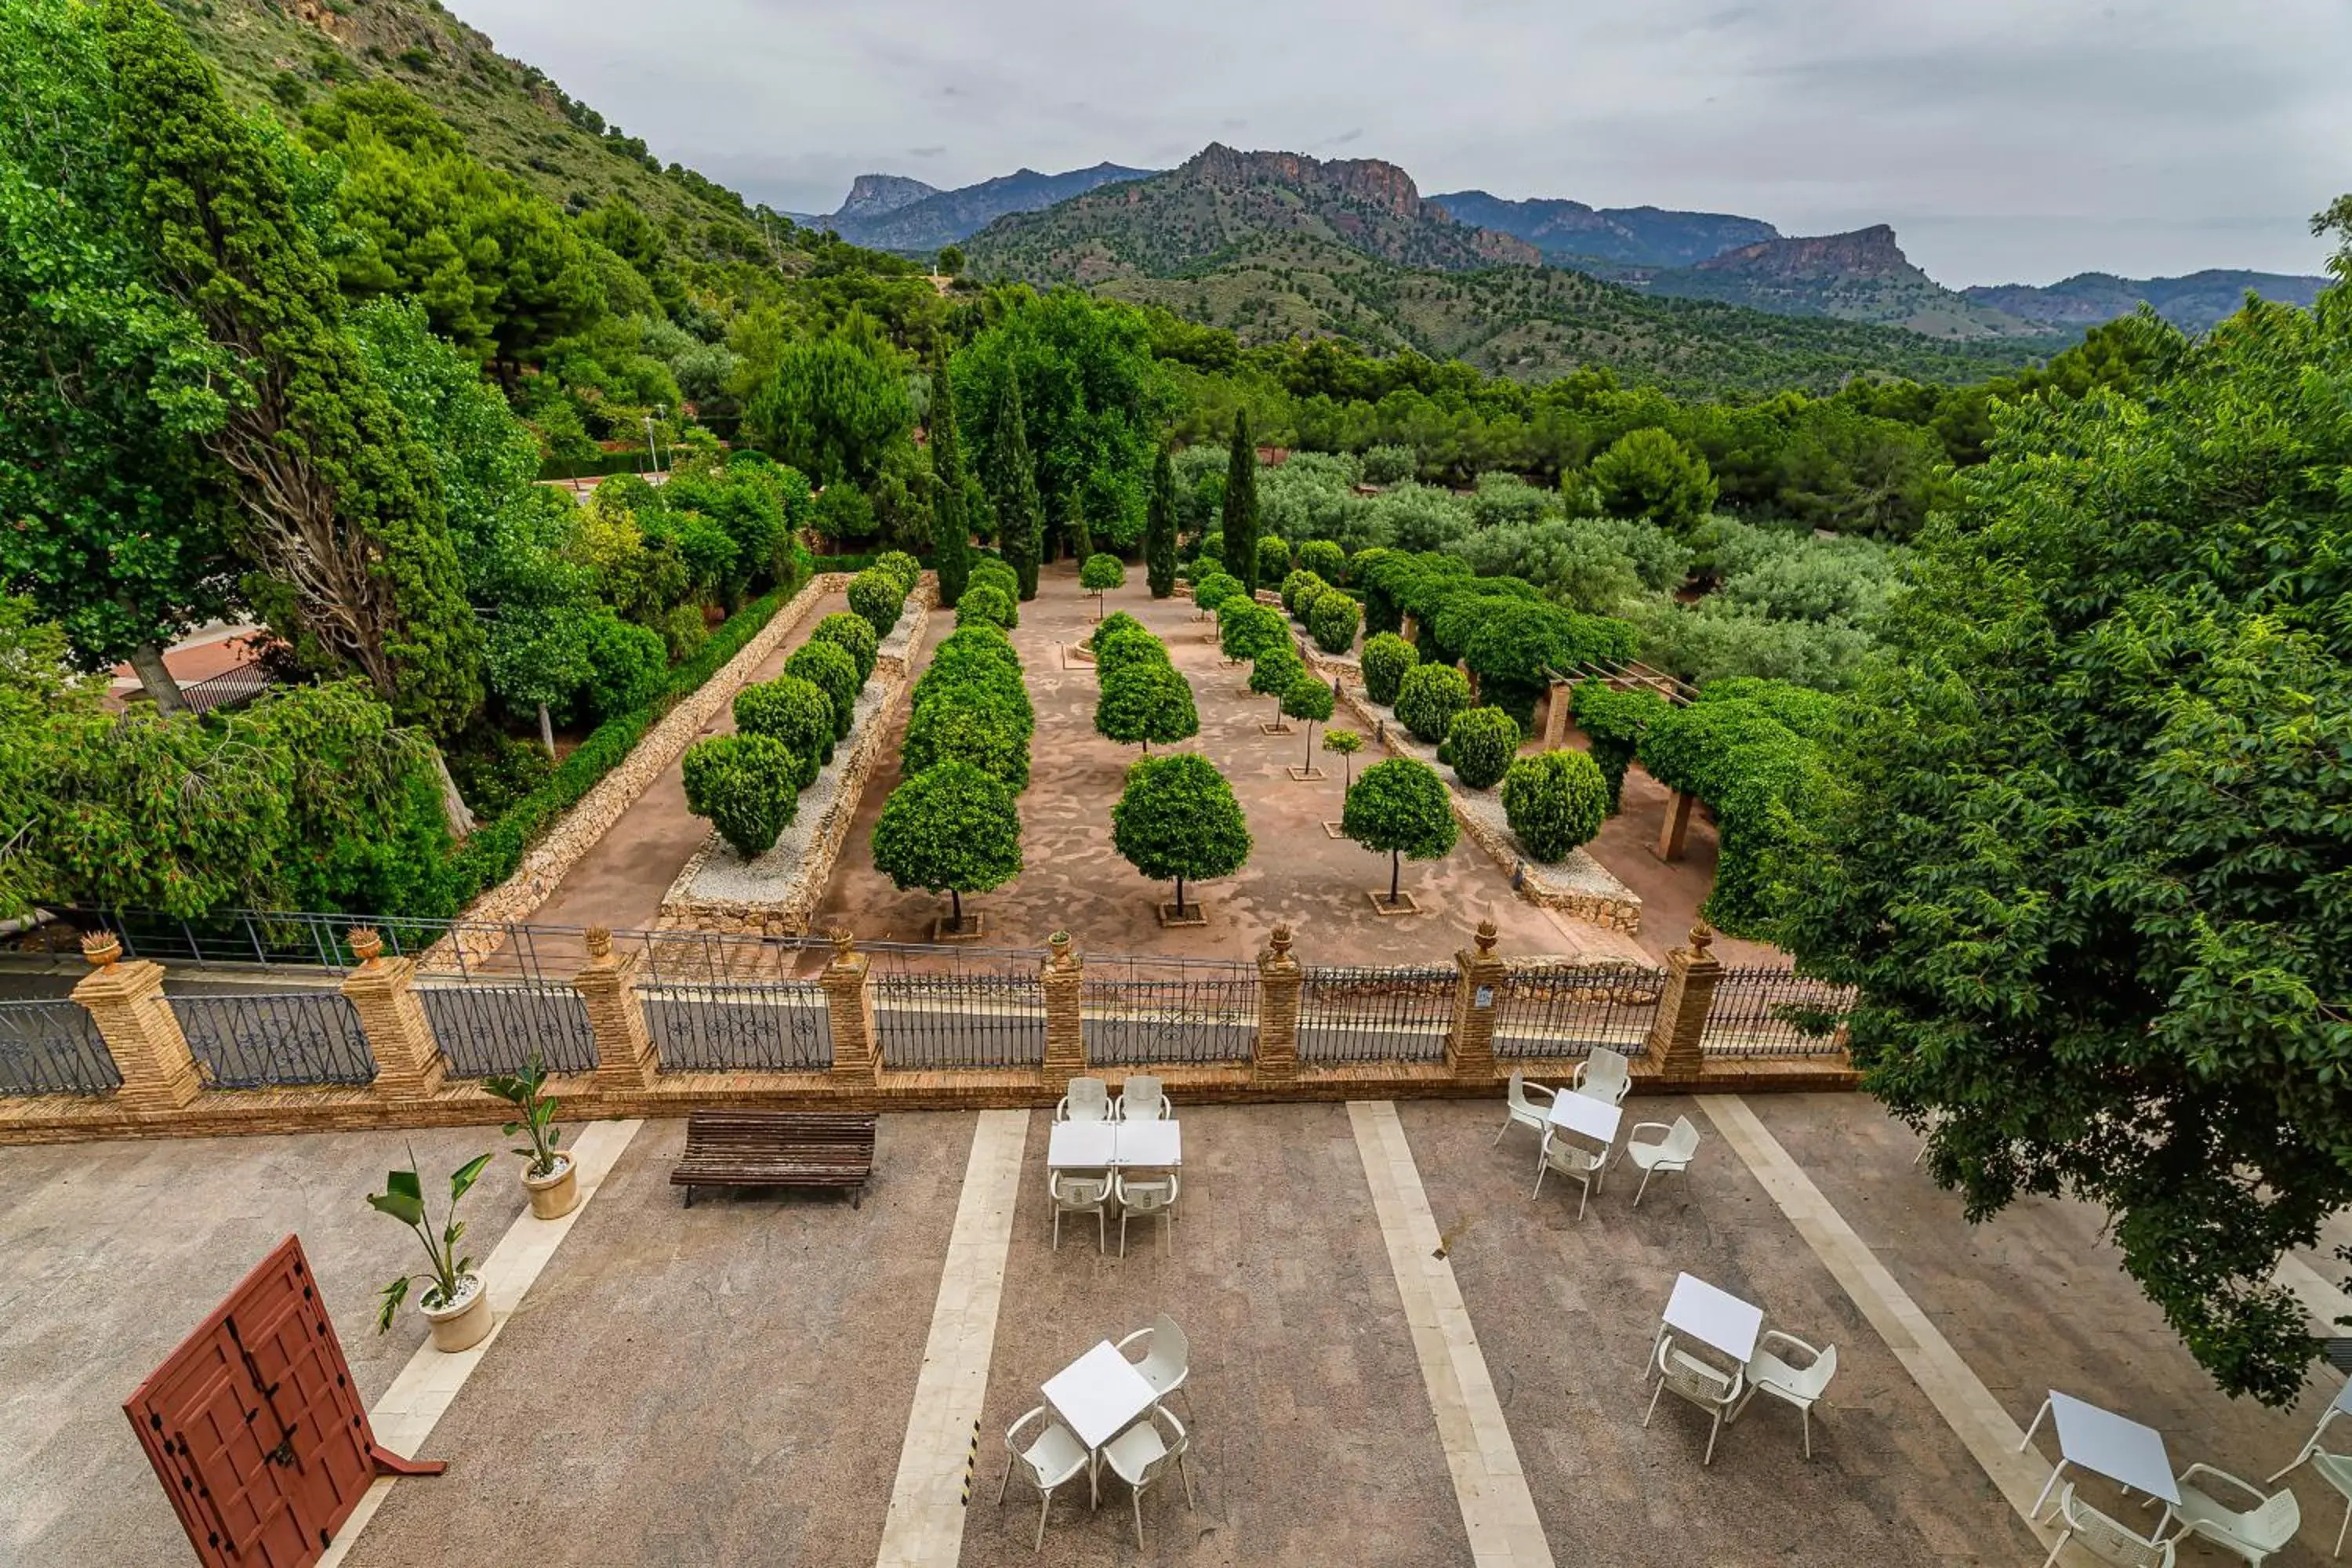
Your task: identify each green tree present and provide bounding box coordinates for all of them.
[1298,539,1348,584]
[870,758,1023,929]
[1095,659,1198,753]
[1080,553,1124,619]
[732,674,832,787]
[986,376,1044,599]
[1321,726,1364,793]
[1283,673,1336,772]
[808,611,880,683]
[1223,408,1262,594]
[1588,427,1719,535]
[956,583,1017,631]
[786,637,861,742]
[848,567,906,641]
[902,693,1032,792]
[1344,757,1457,908]
[743,326,913,488]
[1250,641,1305,727]
[1501,750,1607,861]
[484,604,592,755]
[935,245,966,278]
[1440,706,1520,789]
[1571,681,1669,814]
[1256,533,1290,587]
[1359,631,1418,706]
[1395,662,1472,745]
[928,358,971,608]
[1192,572,1242,615]
[681,732,797,858]
[1218,598,1285,662]
[1774,292,2352,1405]
[1145,441,1178,598]
[1308,592,1361,655]
[1111,751,1251,916]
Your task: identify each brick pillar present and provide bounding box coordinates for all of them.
[1253,924,1302,1083]
[70,932,201,1111]
[1446,920,1508,1081]
[820,928,880,1083]
[1040,930,1086,1081]
[1399,612,1419,648]
[573,926,657,1092]
[1542,677,1573,750]
[1643,924,1724,1080]
[1656,787,1697,862]
[337,928,445,1102]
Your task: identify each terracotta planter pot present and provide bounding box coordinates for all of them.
[422,1273,492,1353]
[522,1153,578,1221]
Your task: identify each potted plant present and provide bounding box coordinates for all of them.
[370,1147,496,1353]
[484,1051,577,1220]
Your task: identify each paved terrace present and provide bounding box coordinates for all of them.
[5,1096,2346,1566]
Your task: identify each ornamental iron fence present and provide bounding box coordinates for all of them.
[417,980,598,1077]
[1699,967,1853,1057]
[1490,963,1667,1060]
[169,991,376,1088]
[0,999,122,1095]
[643,981,833,1072]
[1082,956,1258,1066]
[1296,965,1455,1064]
[874,970,1046,1069]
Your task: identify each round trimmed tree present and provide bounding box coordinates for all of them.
[1256,533,1290,587]
[1250,641,1306,728]
[809,611,879,683]
[1283,673,1337,772]
[903,695,1032,791]
[848,567,906,641]
[1344,757,1458,909]
[1280,568,1324,616]
[732,673,833,785]
[1309,592,1361,656]
[681,734,798,858]
[786,637,862,740]
[956,582,1017,631]
[1501,750,1609,862]
[1322,727,1365,793]
[1359,631,1418,706]
[1080,553,1125,620]
[1440,706,1521,789]
[970,558,1021,604]
[1219,598,1285,663]
[1298,539,1348,584]
[873,550,922,595]
[1112,752,1252,919]
[1095,624,1171,681]
[1396,662,1472,745]
[870,759,1024,933]
[1192,572,1242,615]
[1089,610,1146,652]
[1096,660,1200,753]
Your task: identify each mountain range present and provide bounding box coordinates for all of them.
[797,163,1157,253]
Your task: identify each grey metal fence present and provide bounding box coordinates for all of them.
[644,981,833,1072]
[0,999,121,1095]
[875,967,1046,1069]
[417,980,598,1077]
[1297,965,1455,1064]
[1491,963,1666,1060]
[170,992,376,1087]
[1083,957,1258,1066]
[177,663,273,716]
[1699,967,1853,1057]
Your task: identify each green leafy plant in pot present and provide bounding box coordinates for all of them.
[370,1147,496,1352]
[485,1051,576,1220]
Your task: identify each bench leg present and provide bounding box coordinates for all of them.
[684,1185,695,1210]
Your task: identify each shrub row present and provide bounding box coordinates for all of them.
[1091,614,1200,751]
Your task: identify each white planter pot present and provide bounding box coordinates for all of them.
[522,1152,578,1221]
[421,1272,492,1353]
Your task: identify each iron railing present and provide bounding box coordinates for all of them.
[1082,956,1258,1065]
[417,980,599,1077]
[78,907,606,979]
[177,663,274,716]
[1699,967,1853,1057]
[643,981,833,1072]
[875,967,1046,1069]
[170,991,376,1087]
[0,999,121,1095]
[1297,965,1455,1064]
[1490,963,1666,1060]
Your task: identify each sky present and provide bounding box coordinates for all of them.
[448,0,2347,285]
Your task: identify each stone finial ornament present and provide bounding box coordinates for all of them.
[78,929,121,969]
[583,926,613,961]
[1473,920,1499,956]
[347,927,383,967]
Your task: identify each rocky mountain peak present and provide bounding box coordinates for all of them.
[835,173,939,222]
[1697,223,1915,279]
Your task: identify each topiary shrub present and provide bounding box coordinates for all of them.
[1298,539,1348,584]
[1359,631,1418,706]
[903,693,1032,791]
[579,612,669,722]
[1096,659,1199,751]
[1396,662,1472,745]
[848,567,906,641]
[870,759,1023,928]
[873,550,922,594]
[1280,568,1324,617]
[1308,592,1361,655]
[1501,750,1610,862]
[1439,706,1521,789]
[1249,640,1306,725]
[786,637,861,740]
[1343,757,1458,906]
[1112,751,1251,915]
[1094,624,1168,680]
[1218,597,1286,662]
[1088,611,1145,652]
[1080,553,1125,604]
[681,733,798,858]
[1192,572,1242,613]
[809,611,879,683]
[1257,533,1290,586]
[969,558,1020,604]
[957,582,1017,631]
[732,674,833,786]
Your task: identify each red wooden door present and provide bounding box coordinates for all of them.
[126,1236,380,1567]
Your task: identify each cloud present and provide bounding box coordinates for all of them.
[906,146,947,158]
[445,0,2347,282]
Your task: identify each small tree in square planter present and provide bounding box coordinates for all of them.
[1343,757,1457,913]
[1079,553,1125,620]
[1096,659,1200,753]
[1320,728,1364,836]
[1283,674,1336,778]
[370,1147,497,1352]
[483,1051,575,1220]
[871,760,1024,938]
[1112,752,1252,925]
[1250,641,1305,730]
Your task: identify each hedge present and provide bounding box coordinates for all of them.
[1396,662,1472,746]
[1637,681,1834,934]
[1571,681,1671,814]
[1501,750,1609,862]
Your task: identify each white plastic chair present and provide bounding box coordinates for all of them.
[1116,1313,1191,1414]
[1615,1116,1700,1207]
[2303,1450,2352,1558]
[1101,1404,1194,1548]
[1531,1127,1606,1218]
[2170,1464,2302,1566]
[1049,1169,1112,1252]
[1056,1076,1112,1123]
[1644,1333,1744,1465]
[1113,1169,1178,1256]
[2037,1483,2177,1568]
[2269,1374,2351,1482]
[995,1405,1092,1550]
[1492,1069,1557,1147]
[1733,1330,1838,1458]
[1117,1074,1167,1122]
[1571,1045,1632,1105]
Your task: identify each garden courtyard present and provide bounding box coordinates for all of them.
[4,1094,2347,1566]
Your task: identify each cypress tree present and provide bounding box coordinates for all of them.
[989,376,1044,601]
[928,360,971,608]
[1144,441,1178,598]
[99,0,480,736]
[1223,407,1261,596]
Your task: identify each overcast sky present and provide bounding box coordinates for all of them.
[450,0,2346,285]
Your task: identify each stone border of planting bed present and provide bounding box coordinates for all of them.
[656,589,935,937]
[1299,635,1644,935]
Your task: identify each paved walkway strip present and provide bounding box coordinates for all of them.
[1348,1101,1556,1568]
[1697,1096,2067,1547]
[875,1109,1030,1568]
[320,1116,645,1566]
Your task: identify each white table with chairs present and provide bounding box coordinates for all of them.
[1004,1319,1196,1548]
[1643,1272,1842,1468]
[2020,1390,2182,1520]
[1047,1078,1182,1254]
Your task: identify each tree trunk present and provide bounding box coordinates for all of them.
[950,887,964,925]
[1388,850,1401,906]
[1174,875,1186,916]
[536,702,557,758]
[1301,723,1315,771]
[128,641,188,716]
[431,746,478,837]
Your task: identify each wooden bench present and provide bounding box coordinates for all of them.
[670,1110,877,1208]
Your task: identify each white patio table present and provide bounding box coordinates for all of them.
[2020,1389,2180,1519]
[1547,1091,1622,1152]
[1047,1122,1118,1170]
[1112,1120,1182,1168]
[1044,1339,1159,1453]
[1660,1272,1764,1366]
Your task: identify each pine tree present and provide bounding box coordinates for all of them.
[1223,408,1261,596]
[100,0,480,736]
[1144,440,1178,598]
[989,376,1044,601]
[927,359,971,608]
